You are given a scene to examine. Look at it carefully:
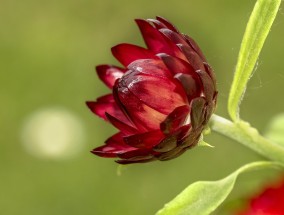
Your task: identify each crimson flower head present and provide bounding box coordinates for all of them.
[87,16,217,164]
[236,176,284,215]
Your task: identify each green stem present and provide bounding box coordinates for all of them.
[209,114,284,164]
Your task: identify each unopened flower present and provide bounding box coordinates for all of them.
[236,176,284,215]
[87,16,217,164]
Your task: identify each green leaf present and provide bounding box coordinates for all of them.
[265,113,284,147]
[156,161,282,215]
[228,0,281,121]
[197,134,214,148]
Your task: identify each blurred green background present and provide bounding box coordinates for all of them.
[1,0,284,214]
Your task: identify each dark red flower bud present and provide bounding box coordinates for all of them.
[87,16,217,164]
[236,176,284,215]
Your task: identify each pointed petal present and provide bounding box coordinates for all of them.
[204,103,215,125]
[106,112,137,135]
[203,92,217,124]
[159,29,187,45]
[105,132,124,145]
[91,133,136,158]
[86,101,109,120]
[178,44,205,71]
[147,19,167,29]
[154,125,190,153]
[157,146,186,161]
[87,94,133,126]
[96,65,126,88]
[135,19,185,60]
[122,71,188,115]
[135,19,169,53]
[96,94,114,103]
[183,34,207,61]
[159,54,195,75]
[204,62,216,85]
[86,100,131,126]
[156,16,179,33]
[116,157,156,164]
[128,59,172,78]
[117,148,152,159]
[196,70,215,102]
[111,43,156,67]
[115,81,167,131]
[174,73,202,100]
[190,97,206,129]
[123,130,164,148]
[160,105,190,134]
[179,127,202,149]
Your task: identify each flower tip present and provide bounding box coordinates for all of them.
[134,18,149,29]
[90,149,102,156]
[91,148,116,158]
[95,64,108,74]
[155,16,179,32]
[86,101,99,115]
[156,16,167,22]
[86,101,93,109]
[134,18,145,24]
[110,44,121,56]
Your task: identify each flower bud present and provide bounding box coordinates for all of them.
[87,17,217,164]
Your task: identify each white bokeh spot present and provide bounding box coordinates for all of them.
[21,107,85,160]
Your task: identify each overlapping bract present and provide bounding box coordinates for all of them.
[87,17,217,164]
[236,176,284,215]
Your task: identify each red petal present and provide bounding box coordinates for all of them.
[128,59,172,79]
[135,19,169,53]
[106,112,137,135]
[86,94,134,126]
[117,148,152,159]
[160,105,190,134]
[123,129,164,148]
[147,19,167,29]
[159,54,195,75]
[135,19,185,60]
[105,132,123,145]
[156,16,179,33]
[96,94,114,103]
[96,65,126,88]
[174,73,202,100]
[111,43,156,67]
[178,44,205,71]
[159,29,187,45]
[86,100,131,126]
[154,125,190,153]
[183,34,207,61]
[115,81,167,131]
[196,70,215,102]
[91,133,136,158]
[123,72,188,115]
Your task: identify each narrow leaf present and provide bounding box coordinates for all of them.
[156,161,282,215]
[228,0,281,121]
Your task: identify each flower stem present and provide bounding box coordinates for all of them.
[209,114,284,164]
